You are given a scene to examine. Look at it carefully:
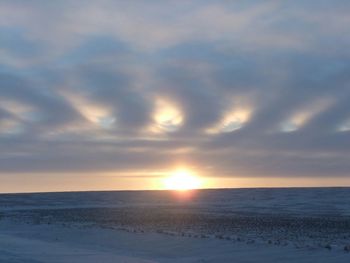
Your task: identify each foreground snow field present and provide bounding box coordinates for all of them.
[0,188,350,262]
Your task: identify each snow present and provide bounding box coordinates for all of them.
[0,232,155,263]
[1,188,350,262]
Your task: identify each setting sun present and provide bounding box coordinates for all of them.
[162,169,202,191]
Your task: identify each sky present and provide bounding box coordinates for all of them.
[1,0,350,193]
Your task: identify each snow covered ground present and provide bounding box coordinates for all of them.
[1,188,350,262]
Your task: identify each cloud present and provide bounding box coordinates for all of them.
[0,0,350,184]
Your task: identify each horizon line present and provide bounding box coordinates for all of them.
[1,185,350,195]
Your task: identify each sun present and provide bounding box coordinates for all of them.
[162,169,202,191]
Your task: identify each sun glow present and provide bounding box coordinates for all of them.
[162,169,202,191]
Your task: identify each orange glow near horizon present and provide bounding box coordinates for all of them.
[3,172,350,194]
[161,169,202,191]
